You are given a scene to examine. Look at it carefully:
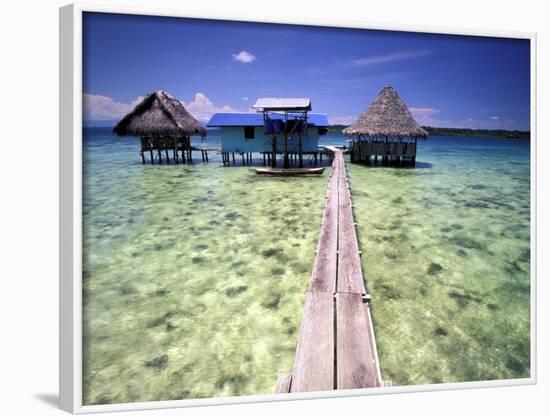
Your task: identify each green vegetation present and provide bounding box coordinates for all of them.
[328,124,530,139]
[327,124,347,132]
[421,126,530,139]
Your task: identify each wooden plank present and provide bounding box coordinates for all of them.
[275,373,292,393]
[336,293,381,389]
[337,203,365,294]
[336,155,366,295]
[308,167,338,293]
[291,291,334,392]
[364,302,383,386]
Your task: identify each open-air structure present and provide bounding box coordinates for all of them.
[113,90,207,164]
[207,111,328,168]
[252,98,312,169]
[344,85,428,166]
[208,98,328,169]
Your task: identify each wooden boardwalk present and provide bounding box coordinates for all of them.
[276,147,384,393]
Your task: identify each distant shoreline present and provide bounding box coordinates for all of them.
[327,124,530,139]
[84,123,530,140]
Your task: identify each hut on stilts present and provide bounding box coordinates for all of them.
[344,85,428,166]
[113,90,207,164]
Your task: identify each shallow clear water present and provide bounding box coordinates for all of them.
[83,129,530,404]
[82,129,328,404]
[347,135,530,385]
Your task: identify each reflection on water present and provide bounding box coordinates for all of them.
[83,130,530,404]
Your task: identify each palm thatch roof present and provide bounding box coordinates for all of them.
[343,86,428,139]
[113,90,206,138]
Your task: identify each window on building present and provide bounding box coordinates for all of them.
[244,126,255,139]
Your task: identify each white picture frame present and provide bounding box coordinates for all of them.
[59,3,537,413]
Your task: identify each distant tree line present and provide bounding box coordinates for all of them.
[326,125,348,132]
[420,126,530,139]
[327,124,530,139]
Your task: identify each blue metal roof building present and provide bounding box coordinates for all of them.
[206,96,329,167]
[206,112,329,156]
[207,112,329,127]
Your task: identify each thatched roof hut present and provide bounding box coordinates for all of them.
[113,90,206,138]
[343,85,428,139]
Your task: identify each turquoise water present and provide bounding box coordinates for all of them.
[347,135,530,385]
[82,129,328,404]
[82,129,530,404]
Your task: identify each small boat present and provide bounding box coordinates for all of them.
[255,167,325,176]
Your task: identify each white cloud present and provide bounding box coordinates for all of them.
[83,94,145,120]
[83,92,238,122]
[457,117,526,130]
[181,92,238,121]
[409,107,443,126]
[232,50,256,64]
[242,96,249,101]
[410,107,526,130]
[351,50,431,67]
[329,115,357,126]
[409,107,440,117]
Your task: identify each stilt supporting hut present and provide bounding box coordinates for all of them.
[113,90,206,164]
[344,86,428,167]
[251,98,312,169]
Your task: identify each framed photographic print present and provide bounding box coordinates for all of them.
[59,3,536,413]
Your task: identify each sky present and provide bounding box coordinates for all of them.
[83,12,531,130]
